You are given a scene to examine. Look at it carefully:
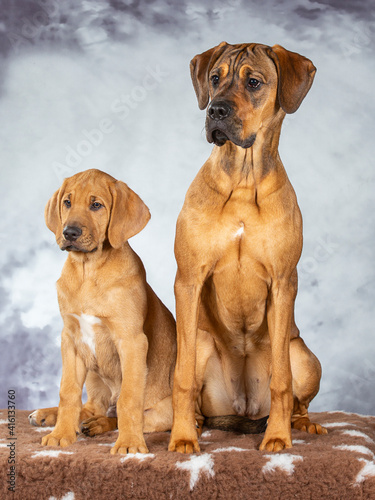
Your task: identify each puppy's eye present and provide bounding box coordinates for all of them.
[211,75,220,86]
[90,202,102,211]
[64,200,71,208]
[248,78,261,89]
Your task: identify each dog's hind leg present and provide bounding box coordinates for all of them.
[29,407,59,427]
[29,370,112,428]
[143,395,173,433]
[80,371,117,436]
[80,415,118,436]
[81,370,112,420]
[144,328,215,435]
[290,337,327,435]
[82,394,174,436]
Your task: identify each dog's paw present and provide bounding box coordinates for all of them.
[169,438,200,454]
[259,426,292,452]
[168,429,200,454]
[81,416,117,436]
[259,437,292,452]
[41,430,77,448]
[292,417,328,435]
[28,408,58,427]
[110,435,149,455]
[259,419,292,452]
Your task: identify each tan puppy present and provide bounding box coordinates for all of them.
[33,169,176,454]
[169,42,327,454]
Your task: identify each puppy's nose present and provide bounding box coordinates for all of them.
[208,101,231,121]
[63,226,82,241]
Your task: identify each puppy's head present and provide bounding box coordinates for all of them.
[45,169,150,253]
[190,42,316,148]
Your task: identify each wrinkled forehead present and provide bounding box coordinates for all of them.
[63,176,112,201]
[212,43,276,80]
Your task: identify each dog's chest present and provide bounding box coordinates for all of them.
[212,187,301,276]
[202,200,276,335]
[70,313,120,378]
[71,313,100,358]
[214,207,270,282]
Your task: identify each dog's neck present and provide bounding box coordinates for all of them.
[65,241,129,278]
[207,109,289,198]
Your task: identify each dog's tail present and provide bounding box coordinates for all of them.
[204,415,268,434]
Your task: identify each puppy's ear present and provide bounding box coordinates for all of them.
[108,181,150,249]
[268,44,316,114]
[190,41,228,110]
[45,188,62,235]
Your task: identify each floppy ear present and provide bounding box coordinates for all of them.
[268,44,316,114]
[45,187,62,235]
[108,181,151,249]
[190,41,228,110]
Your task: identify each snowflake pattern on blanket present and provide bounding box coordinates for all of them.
[0,410,375,500]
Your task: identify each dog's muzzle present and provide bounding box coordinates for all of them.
[63,225,82,242]
[61,225,82,251]
[208,100,232,121]
[206,100,231,146]
[206,100,256,149]
[61,225,97,253]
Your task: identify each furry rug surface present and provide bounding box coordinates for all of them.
[1,410,375,499]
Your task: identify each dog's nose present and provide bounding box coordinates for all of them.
[63,226,82,241]
[208,101,231,121]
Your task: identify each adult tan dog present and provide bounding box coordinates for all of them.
[32,169,176,454]
[168,42,327,454]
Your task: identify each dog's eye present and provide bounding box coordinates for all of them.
[90,202,102,211]
[247,78,261,89]
[211,75,220,86]
[64,200,71,208]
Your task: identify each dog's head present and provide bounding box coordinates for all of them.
[45,169,150,254]
[190,42,316,148]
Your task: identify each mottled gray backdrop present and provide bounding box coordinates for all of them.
[0,0,374,414]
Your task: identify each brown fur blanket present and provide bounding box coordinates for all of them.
[1,410,375,499]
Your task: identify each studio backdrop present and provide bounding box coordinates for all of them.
[0,0,374,415]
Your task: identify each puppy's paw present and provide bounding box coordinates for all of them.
[41,430,77,448]
[28,408,58,427]
[81,416,117,436]
[110,435,149,455]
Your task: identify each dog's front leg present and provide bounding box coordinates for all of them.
[168,275,204,454]
[260,278,295,452]
[42,330,87,447]
[110,322,149,455]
